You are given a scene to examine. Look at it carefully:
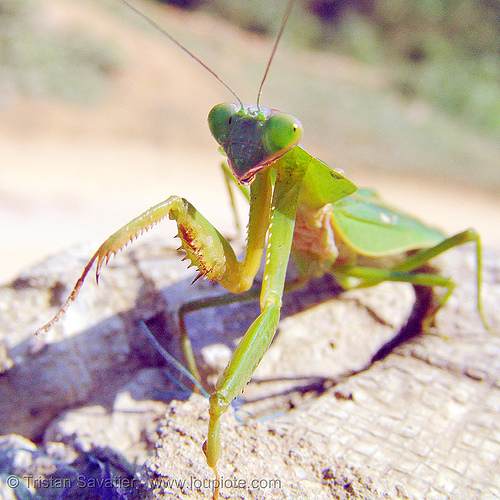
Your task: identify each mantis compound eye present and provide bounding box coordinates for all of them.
[208,102,240,145]
[263,112,303,156]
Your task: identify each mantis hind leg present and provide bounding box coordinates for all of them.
[344,265,456,330]
[339,229,488,330]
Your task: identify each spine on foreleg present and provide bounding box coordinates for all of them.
[169,196,236,284]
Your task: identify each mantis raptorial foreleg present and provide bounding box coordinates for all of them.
[36,170,272,337]
[221,161,250,236]
[35,152,308,499]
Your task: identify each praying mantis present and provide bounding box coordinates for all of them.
[35,1,490,499]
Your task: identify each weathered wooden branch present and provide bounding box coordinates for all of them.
[0,238,498,499]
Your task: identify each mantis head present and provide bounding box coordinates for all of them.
[208,103,303,185]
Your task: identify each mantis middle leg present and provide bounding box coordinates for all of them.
[202,157,307,499]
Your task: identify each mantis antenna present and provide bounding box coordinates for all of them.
[256,0,296,110]
[116,0,243,108]
[117,0,296,110]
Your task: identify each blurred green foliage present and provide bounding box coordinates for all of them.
[2,0,499,134]
[0,0,122,104]
[365,0,500,134]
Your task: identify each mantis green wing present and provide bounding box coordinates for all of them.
[296,146,357,208]
[330,189,446,256]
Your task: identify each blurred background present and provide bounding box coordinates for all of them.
[1,0,499,283]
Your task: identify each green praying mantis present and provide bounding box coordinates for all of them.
[36,1,490,499]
